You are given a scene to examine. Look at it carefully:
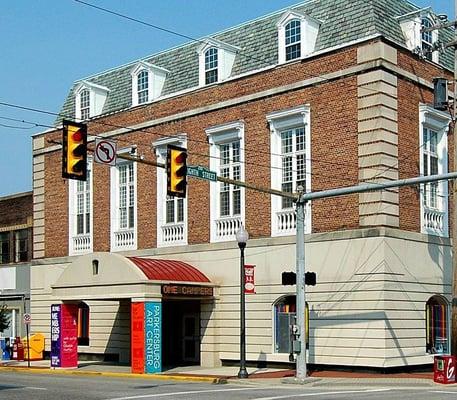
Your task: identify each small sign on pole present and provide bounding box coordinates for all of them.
[23,313,31,325]
[244,264,256,294]
[94,138,117,166]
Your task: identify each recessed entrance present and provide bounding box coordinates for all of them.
[162,300,200,368]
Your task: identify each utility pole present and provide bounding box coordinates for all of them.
[452,0,457,358]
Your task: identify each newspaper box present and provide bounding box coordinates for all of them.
[434,355,456,384]
[22,333,45,361]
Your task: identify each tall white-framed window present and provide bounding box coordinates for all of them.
[285,19,301,61]
[267,105,311,236]
[80,89,90,120]
[110,153,137,251]
[419,104,450,237]
[74,81,109,121]
[277,11,320,64]
[69,159,93,255]
[205,47,218,85]
[137,70,149,104]
[421,17,433,61]
[153,135,188,247]
[206,121,245,242]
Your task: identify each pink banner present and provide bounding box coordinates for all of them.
[244,264,255,294]
[60,304,78,368]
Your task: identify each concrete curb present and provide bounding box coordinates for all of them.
[0,366,227,384]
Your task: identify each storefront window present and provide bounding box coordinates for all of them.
[426,295,449,354]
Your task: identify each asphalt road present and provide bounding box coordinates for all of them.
[1,372,457,400]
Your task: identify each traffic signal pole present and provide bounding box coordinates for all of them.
[295,187,307,381]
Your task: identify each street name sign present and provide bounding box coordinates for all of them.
[187,165,217,182]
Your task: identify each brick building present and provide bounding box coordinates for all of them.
[32,0,455,370]
[0,191,32,340]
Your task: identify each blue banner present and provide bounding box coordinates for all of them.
[50,304,61,367]
[145,302,162,373]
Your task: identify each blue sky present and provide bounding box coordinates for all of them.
[0,0,453,197]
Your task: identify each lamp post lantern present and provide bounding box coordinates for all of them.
[236,225,249,379]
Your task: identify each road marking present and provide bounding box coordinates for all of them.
[108,387,266,400]
[25,387,48,391]
[430,390,457,395]
[251,388,391,400]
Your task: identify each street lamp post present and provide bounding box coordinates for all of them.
[236,225,249,379]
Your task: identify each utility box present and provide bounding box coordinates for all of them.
[434,355,456,384]
[22,333,45,361]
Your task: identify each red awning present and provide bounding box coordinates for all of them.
[128,257,211,283]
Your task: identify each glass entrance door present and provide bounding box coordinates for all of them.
[182,314,199,363]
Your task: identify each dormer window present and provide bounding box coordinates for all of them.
[285,19,301,61]
[397,9,439,63]
[130,61,168,107]
[74,81,109,121]
[80,89,90,120]
[197,38,239,87]
[421,17,433,61]
[277,11,320,64]
[137,70,149,104]
[205,48,218,84]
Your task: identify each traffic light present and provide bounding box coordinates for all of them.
[282,271,296,285]
[167,145,187,198]
[62,120,87,181]
[305,271,317,286]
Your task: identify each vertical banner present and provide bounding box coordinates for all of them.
[50,304,78,368]
[244,264,256,294]
[145,302,162,373]
[131,302,145,374]
[60,304,78,368]
[50,304,61,367]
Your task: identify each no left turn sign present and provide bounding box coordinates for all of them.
[95,139,117,166]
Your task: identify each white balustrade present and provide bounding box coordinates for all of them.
[161,223,185,245]
[113,229,135,250]
[215,216,242,240]
[423,208,446,236]
[276,209,296,234]
[72,234,91,254]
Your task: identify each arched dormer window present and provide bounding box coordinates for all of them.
[277,11,320,64]
[137,70,149,104]
[74,81,109,121]
[130,61,168,107]
[197,38,239,87]
[285,19,301,61]
[205,47,218,84]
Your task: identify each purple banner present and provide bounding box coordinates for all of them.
[50,304,61,367]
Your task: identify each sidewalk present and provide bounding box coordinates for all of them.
[0,359,451,389]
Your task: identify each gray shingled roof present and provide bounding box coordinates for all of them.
[57,0,455,124]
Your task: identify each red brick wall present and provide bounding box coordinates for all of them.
[0,192,32,227]
[40,40,452,257]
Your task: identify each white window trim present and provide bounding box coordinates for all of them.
[68,158,93,256]
[267,105,311,237]
[110,148,138,251]
[130,61,169,107]
[74,80,109,121]
[197,38,240,87]
[397,8,439,63]
[419,104,450,237]
[153,134,188,247]
[206,121,245,243]
[277,10,320,64]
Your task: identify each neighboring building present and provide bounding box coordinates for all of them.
[0,191,32,340]
[32,0,454,370]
